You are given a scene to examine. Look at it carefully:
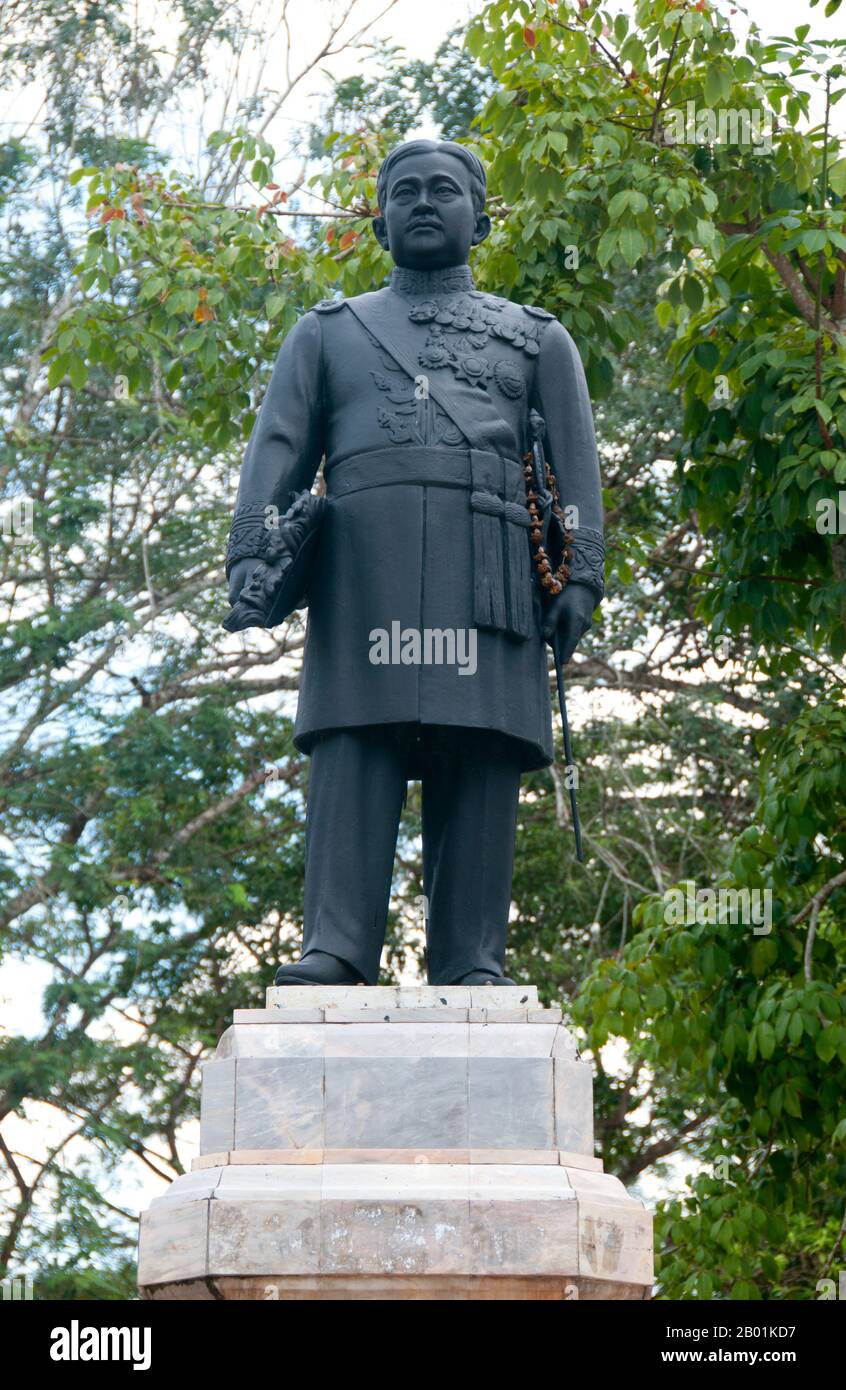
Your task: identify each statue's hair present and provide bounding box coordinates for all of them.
[376,140,487,216]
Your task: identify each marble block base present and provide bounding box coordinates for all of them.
[137,986,653,1300]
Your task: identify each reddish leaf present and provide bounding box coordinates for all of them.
[130,194,148,225]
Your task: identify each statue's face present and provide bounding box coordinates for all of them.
[373,150,490,270]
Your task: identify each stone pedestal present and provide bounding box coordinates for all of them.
[137,987,652,1299]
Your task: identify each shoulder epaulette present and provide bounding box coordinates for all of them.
[313,298,347,313]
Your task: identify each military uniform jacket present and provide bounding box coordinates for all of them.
[226,264,605,771]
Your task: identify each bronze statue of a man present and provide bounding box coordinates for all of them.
[225,139,604,987]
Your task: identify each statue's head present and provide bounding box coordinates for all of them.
[373,139,491,271]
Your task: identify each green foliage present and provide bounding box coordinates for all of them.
[2,0,846,1302]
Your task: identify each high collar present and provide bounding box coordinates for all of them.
[389,264,475,299]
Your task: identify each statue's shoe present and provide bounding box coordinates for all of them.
[446,969,518,986]
[273,950,365,986]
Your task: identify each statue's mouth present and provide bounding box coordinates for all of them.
[408,220,442,233]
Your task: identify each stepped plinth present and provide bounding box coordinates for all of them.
[137,986,653,1299]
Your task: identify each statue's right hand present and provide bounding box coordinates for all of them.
[228,557,261,607]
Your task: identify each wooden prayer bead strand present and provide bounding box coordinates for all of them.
[523,450,575,597]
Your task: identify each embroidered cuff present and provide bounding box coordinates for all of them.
[568,527,605,602]
[225,501,275,578]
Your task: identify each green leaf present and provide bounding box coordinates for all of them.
[704,66,722,108]
[694,341,720,371]
[617,226,645,267]
[757,1021,776,1059]
[68,356,88,391]
[266,292,287,319]
[47,353,70,388]
[607,191,631,223]
[596,227,618,268]
[751,937,777,976]
[829,159,846,197]
[683,277,704,312]
[802,229,828,254]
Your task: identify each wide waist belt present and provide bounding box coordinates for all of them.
[326,447,534,641]
[325,446,521,498]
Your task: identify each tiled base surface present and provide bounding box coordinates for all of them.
[138,988,653,1299]
[137,1162,653,1299]
[201,989,593,1157]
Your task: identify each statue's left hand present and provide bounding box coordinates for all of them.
[228,556,261,608]
[540,583,596,663]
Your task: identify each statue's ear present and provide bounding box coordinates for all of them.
[372,215,389,252]
[471,212,492,247]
